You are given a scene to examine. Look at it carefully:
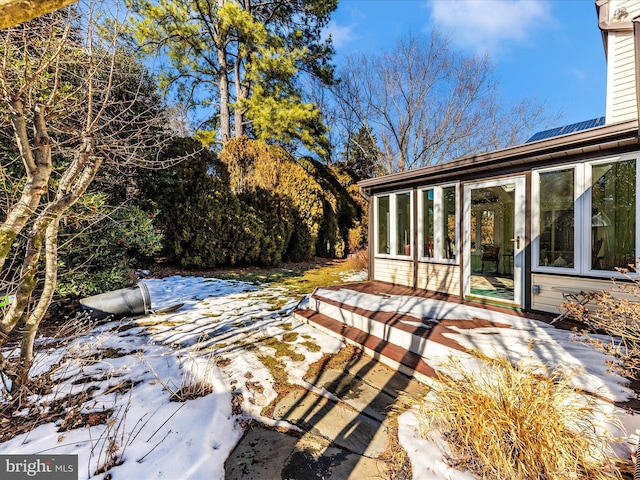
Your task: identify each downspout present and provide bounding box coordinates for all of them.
[358,185,370,201]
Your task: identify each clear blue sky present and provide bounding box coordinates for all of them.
[328,0,606,127]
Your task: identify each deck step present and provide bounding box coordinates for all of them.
[307,289,438,356]
[292,308,436,383]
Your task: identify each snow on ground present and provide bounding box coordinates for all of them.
[1,276,344,479]
[1,275,639,479]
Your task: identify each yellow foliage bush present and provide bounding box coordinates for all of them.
[220,138,363,259]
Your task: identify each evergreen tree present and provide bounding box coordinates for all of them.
[341,125,380,180]
[124,0,336,153]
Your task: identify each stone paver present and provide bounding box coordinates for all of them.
[225,427,298,480]
[308,369,396,422]
[283,435,389,480]
[226,343,428,479]
[271,389,390,457]
[340,356,430,399]
[225,426,389,480]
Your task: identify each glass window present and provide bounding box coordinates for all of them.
[442,186,456,259]
[396,192,411,256]
[538,169,574,268]
[422,189,434,257]
[377,196,390,255]
[591,160,636,271]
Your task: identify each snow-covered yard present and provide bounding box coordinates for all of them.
[1,273,639,479]
[1,275,353,479]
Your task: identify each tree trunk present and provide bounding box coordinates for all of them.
[0,144,102,350]
[0,101,52,271]
[219,53,230,142]
[234,57,248,137]
[217,0,230,142]
[20,219,59,371]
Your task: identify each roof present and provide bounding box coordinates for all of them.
[358,119,640,194]
[526,117,606,143]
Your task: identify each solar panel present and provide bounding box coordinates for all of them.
[526,117,605,143]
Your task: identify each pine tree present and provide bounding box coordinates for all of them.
[124,0,336,152]
[342,126,380,180]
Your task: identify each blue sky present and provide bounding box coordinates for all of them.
[328,0,606,127]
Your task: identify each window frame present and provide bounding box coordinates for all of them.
[531,164,582,275]
[585,156,638,276]
[417,183,459,264]
[532,154,639,278]
[373,189,414,259]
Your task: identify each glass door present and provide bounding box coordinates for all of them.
[463,177,525,307]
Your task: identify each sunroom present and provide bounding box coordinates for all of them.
[359,120,640,315]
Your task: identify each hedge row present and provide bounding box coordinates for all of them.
[139,138,365,269]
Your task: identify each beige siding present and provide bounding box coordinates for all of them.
[416,262,460,296]
[605,0,640,125]
[607,31,637,124]
[615,0,640,20]
[373,257,413,287]
[531,273,637,314]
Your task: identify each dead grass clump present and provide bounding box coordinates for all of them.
[304,345,362,381]
[344,248,368,272]
[141,351,217,403]
[256,355,289,392]
[412,352,623,480]
[231,391,244,415]
[215,356,232,368]
[259,337,304,362]
[59,409,114,432]
[301,341,321,353]
[170,382,214,402]
[382,394,418,480]
[245,381,264,394]
[282,332,298,343]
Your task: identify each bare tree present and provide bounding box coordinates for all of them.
[0,1,175,389]
[331,32,560,174]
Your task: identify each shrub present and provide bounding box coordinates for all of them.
[138,138,298,268]
[220,138,325,259]
[347,222,367,253]
[136,138,239,268]
[563,261,640,378]
[236,189,294,266]
[409,351,624,480]
[56,199,163,298]
[137,137,368,267]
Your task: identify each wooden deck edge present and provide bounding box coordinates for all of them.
[293,309,436,385]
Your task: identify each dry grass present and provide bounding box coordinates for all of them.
[140,351,216,403]
[344,248,368,271]
[282,332,298,343]
[564,262,640,378]
[408,351,624,480]
[301,340,321,353]
[304,345,363,381]
[383,394,417,480]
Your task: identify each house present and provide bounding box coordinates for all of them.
[357,0,640,315]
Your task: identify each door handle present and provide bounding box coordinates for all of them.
[511,236,521,249]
